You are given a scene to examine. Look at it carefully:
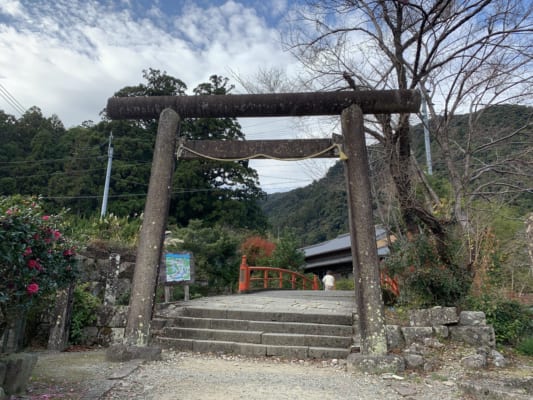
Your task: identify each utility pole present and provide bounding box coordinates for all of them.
[420,89,433,175]
[100,132,113,218]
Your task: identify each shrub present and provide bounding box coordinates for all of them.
[516,336,533,356]
[70,283,101,344]
[335,278,354,291]
[385,233,471,307]
[466,295,532,345]
[0,195,78,347]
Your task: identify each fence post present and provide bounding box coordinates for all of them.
[238,256,250,293]
[313,275,319,290]
[263,270,269,289]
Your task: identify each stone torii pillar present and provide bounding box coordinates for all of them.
[105,90,420,367]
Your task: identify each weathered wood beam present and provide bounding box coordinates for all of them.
[178,139,340,160]
[106,89,420,119]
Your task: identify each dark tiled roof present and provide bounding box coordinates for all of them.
[301,226,395,272]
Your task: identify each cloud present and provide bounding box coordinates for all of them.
[0,0,294,124]
[0,0,334,193]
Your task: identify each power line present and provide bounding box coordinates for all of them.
[0,83,26,116]
[0,155,105,166]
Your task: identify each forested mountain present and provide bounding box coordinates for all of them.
[0,71,267,230]
[262,104,533,247]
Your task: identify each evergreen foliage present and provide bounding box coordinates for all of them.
[262,105,532,246]
[168,220,242,293]
[0,70,267,230]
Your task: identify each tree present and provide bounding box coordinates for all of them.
[269,230,306,271]
[286,0,532,264]
[240,235,276,266]
[110,69,268,229]
[170,220,242,293]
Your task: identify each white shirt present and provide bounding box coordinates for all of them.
[322,274,335,290]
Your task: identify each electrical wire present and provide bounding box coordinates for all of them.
[0,83,26,116]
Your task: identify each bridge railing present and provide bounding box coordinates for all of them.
[238,255,319,293]
[380,271,400,297]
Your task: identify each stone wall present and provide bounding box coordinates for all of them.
[385,306,502,371]
[71,246,136,347]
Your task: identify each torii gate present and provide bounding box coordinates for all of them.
[106,90,420,357]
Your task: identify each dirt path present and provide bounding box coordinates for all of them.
[102,352,462,400]
[19,347,533,400]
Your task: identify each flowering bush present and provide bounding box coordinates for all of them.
[240,236,276,266]
[0,196,78,336]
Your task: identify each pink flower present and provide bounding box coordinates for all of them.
[26,283,39,295]
[27,259,41,270]
[52,230,61,239]
[63,248,75,257]
[42,215,50,221]
[23,247,32,257]
[33,233,40,240]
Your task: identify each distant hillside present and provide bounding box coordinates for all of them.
[261,104,532,247]
[261,162,347,246]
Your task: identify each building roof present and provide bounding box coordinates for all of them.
[301,226,396,272]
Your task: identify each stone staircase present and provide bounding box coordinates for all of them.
[151,303,357,359]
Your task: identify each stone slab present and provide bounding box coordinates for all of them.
[105,344,162,362]
[409,307,458,326]
[1,352,38,395]
[346,353,405,374]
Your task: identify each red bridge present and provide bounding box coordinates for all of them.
[238,255,399,297]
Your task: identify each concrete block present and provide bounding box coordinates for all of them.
[459,378,533,400]
[449,325,495,347]
[432,325,449,339]
[184,307,227,319]
[266,345,308,359]
[1,353,38,395]
[459,311,486,326]
[346,353,405,374]
[234,343,267,357]
[211,318,250,331]
[193,339,235,354]
[153,337,193,351]
[261,332,350,348]
[409,307,458,326]
[401,327,434,345]
[385,325,405,350]
[262,333,304,346]
[308,347,350,359]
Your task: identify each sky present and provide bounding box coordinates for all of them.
[0,0,337,193]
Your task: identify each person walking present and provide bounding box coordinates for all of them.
[322,270,335,291]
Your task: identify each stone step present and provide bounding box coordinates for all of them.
[151,302,356,359]
[177,307,353,326]
[160,327,353,348]
[153,316,354,336]
[153,337,352,360]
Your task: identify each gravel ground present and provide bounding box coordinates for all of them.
[101,351,464,400]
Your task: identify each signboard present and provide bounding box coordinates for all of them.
[161,252,194,285]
